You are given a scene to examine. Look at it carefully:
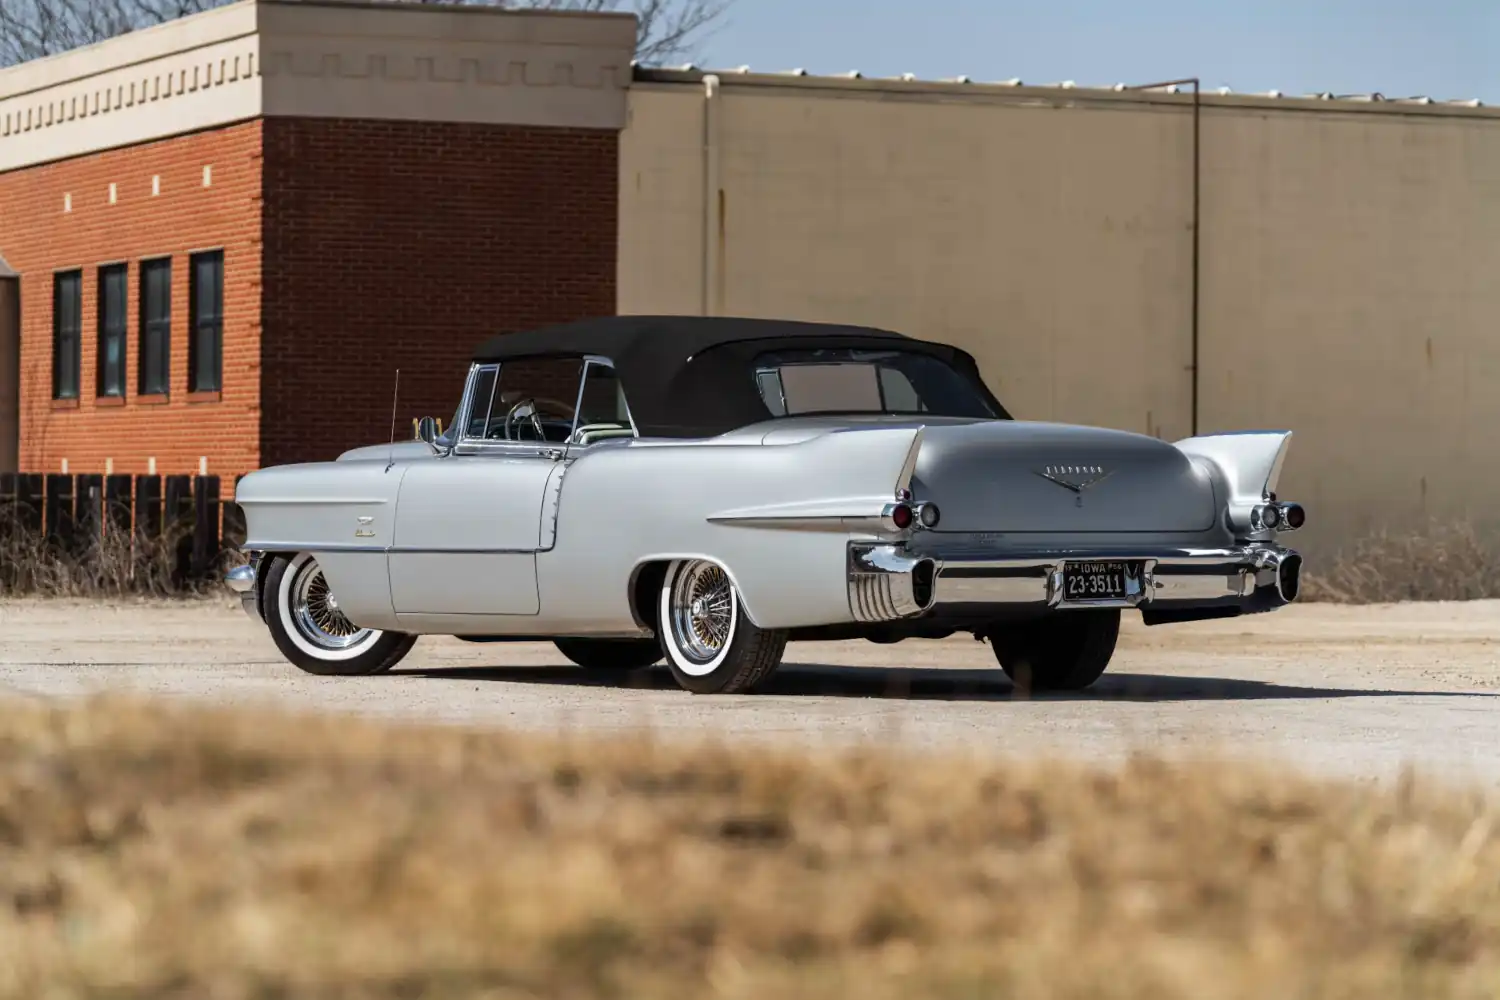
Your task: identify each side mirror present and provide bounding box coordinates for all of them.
[414,416,440,445]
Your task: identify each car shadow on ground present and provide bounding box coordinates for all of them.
[389,663,1495,703]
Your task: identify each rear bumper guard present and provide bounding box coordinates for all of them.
[847,542,1302,623]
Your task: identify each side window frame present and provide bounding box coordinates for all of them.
[567,355,638,447]
[453,362,501,453]
[450,355,638,456]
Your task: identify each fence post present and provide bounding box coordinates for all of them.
[164,475,193,586]
[135,475,162,542]
[16,474,42,534]
[75,473,104,555]
[0,473,15,589]
[105,474,133,536]
[45,474,74,552]
[222,473,247,556]
[193,475,221,580]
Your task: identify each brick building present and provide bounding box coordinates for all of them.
[0,0,633,483]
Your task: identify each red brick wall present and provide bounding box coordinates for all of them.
[0,122,263,480]
[259,118,619,467]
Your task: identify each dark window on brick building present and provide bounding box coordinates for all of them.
[188,250,223,392]
[97,263,127,398]
[139,258,171,396]
[52,270,82,400]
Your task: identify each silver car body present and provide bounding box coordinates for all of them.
[229,318,1305,642]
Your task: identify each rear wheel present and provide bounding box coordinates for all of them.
[990,609,1120,693]
[554,637,662,671]
[657,559,787,694]
[263,553,417,676]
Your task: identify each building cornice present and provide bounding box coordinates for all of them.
[0,0,636,173]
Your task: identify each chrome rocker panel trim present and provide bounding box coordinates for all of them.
[847,543,1303,624]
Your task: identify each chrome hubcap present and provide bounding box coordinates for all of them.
[291,558,372,650]
[670,562,734,664]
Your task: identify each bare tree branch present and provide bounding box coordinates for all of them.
[0,0,731,69]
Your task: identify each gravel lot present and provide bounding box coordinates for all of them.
[2,597,1498,784]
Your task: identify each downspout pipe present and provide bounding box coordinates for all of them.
[702,74,722,317]
[1129,76,1201,436]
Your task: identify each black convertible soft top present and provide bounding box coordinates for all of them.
[471,315,1009,438]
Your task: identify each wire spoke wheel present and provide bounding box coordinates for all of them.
[264,553,416,676]
[290,557,374,651]
[669,561,736,668]
[657,559,789,694]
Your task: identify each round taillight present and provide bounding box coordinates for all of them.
[1284,504,1306,530]
[919,503,941,528]
[890,503,914,530]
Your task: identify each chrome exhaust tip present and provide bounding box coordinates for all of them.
[912,558,937,611]
[1275,552,1303,604]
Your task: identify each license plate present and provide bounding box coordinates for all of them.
[1061,560,1136,602]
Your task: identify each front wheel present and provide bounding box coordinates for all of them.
[657,559,787,694]
[990,609,1120,693]
[263,553,417,676]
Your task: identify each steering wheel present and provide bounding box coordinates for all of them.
[503,398,547,441]
[500,397,577,442]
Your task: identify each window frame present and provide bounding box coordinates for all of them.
[52,269,82,401]
[138,256,172,397]
[187,249,223,393]
[750,347,999,420]
[96,262,128,399]
[451,355,637,456]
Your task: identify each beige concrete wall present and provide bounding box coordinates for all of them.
[0,277,17,474]
[621,83,1198,441]
[1199,106,1500,543]
[620,76,1500,555]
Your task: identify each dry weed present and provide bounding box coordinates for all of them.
[0,517,222,598]
[1304,519,1500,604]
[2,696,1499,999]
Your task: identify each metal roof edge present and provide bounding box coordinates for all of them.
[631,67,1499,120]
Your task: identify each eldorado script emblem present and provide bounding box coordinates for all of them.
[1035,464,1113,492]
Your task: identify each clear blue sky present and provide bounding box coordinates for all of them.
[695,0,1493,103]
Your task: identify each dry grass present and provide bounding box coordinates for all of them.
[1304,519,1500,604]
[3,697,1499,999]
[0,518,223,598]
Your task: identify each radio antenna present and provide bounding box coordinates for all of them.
[385,368,401,472]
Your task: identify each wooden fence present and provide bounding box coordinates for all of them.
[0,472,244,585]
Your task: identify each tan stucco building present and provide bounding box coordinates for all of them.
[619,69,1500,557]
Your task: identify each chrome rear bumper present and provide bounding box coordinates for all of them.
[847,542,1302,624]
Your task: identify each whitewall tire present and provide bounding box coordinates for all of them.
[657,559,787,694]
[263,553,417,676]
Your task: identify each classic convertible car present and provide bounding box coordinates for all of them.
[227,315,1307,694]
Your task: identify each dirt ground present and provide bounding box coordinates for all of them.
[2,597,1498,785]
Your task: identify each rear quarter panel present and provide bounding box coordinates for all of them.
[540,428,922,631]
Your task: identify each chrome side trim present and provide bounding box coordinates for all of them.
[847,544,937,622]
[240,497,389,506]
[239,543,537,555]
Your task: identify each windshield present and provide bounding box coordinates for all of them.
[752,348,998,419]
